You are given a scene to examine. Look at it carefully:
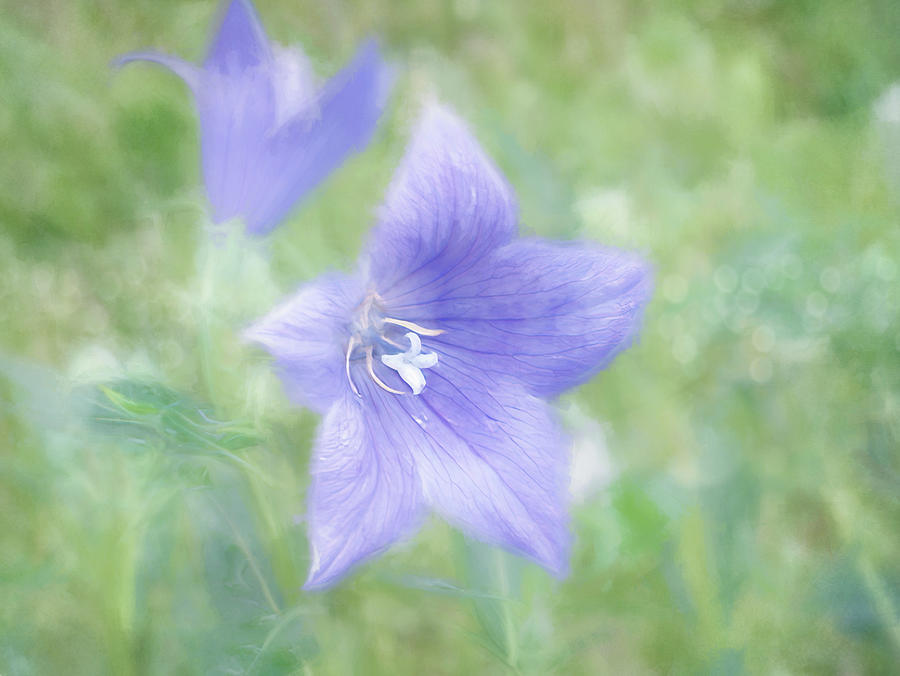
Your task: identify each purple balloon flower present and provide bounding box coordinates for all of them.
[247,106,653,589]
[117,0,392,235]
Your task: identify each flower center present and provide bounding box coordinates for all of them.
[345,293,443,397]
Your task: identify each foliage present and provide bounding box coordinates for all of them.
[2,0,899,673]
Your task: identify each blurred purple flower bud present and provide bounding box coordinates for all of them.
[246,105,653,589]
[117,0,392,235]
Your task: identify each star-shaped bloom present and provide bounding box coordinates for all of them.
[247,106,653,589]
[117,0,392,235]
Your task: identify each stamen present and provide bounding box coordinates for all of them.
[366,346,404,395]
[380,334,406,350]
[345,336,361,397]
[382,317,445,336]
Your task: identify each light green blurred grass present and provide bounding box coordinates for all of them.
[2,0,899,673]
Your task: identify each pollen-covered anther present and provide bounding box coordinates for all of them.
[381,332,439,395]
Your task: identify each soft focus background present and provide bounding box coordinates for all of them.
[2,0,899,673]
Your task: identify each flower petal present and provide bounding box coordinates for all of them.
[241,39,394,234]
[113,51,201,91]
[196,67,277,226]
[395,365,571,576]
[204,0,272,74]
[195,2,280,226]
[364,105,518,306]
[244,274,362,414]
[305,389,423,589]
[117,6,389,235]
[392,238,653,398]
[269,46,318,128]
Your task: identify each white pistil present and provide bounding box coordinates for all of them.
[344,305,443,398]
[366,346,404,395]
[381,332,439,396]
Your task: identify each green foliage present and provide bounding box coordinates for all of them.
[91,379,261,461]
[2,0,899,673]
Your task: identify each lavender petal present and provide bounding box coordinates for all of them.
[364,105,518,304]
[245,39,394,235]
[244,273,362,414]
[196,67,277,226]
[396,367,572,576]
[390,238,653,397]
[203,0,272,74]
[304,390,423,589]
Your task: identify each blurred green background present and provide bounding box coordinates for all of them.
[2,0,899,673]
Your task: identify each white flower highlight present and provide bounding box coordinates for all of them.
[381,332,439,395]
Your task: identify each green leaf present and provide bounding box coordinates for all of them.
[86,379,269,481]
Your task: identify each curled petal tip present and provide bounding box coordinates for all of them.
[111,50,201,90]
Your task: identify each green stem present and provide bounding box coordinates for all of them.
[494,549,521,674]
[211,497,281,616]
[859,555,900,655]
